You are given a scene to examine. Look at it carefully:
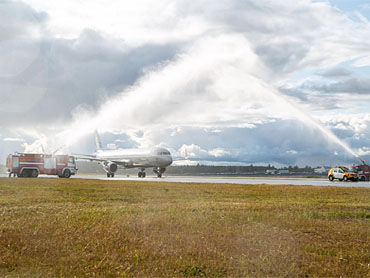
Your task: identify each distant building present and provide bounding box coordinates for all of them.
[278,170,290,174]
[266,169,278,174]
[314,166,330,174]
[266,169,290,174]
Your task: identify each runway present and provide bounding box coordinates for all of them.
[2,173,370,187]
[73,175,370,188]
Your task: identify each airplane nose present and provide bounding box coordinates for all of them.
[168,155,173,165]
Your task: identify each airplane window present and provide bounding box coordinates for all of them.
[157,151,170,155]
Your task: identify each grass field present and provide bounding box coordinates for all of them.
[0,178,369,277]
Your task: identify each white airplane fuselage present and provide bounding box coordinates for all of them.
[95,147,173,169]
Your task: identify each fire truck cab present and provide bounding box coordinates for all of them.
[6,153,77,178]
[348,164,370,181]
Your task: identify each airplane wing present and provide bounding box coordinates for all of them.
[111,159,134,168]
[73,154,103,161]
[73,154,134,168]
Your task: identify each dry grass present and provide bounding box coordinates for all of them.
[0,177,369,277]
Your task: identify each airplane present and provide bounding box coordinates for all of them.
[75,131,173,178]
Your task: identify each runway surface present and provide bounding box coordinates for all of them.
[2,174,370,188]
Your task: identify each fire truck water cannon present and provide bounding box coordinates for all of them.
[356,156,367,165]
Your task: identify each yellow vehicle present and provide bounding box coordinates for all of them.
[328,167,358,182]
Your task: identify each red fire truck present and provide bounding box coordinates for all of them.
[348,163,370,181]
[6,153,77,178]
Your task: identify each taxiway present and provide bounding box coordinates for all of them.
[73,175,370,188]
[2,174,370,188]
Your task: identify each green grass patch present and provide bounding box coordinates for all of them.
[0,178,369,277]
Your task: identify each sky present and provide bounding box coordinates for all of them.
[1,0,370,167]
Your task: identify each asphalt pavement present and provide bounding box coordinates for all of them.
[2,173,370,188]
[73,175,370,188]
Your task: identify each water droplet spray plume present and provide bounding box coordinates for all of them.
[55,34,364,164]
[260,79,364,164]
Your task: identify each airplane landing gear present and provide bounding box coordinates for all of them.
[153,167,166,178]
[107,173,115,178]
[138,168,146,178]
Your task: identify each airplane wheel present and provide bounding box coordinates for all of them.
[157,173,162,178]
[107,173,111,178]
[138,172,142,178]
[142,172,146,178]
[111,173,115,178]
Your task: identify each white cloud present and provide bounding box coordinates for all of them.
[0,0,45,77]
[209,148,232,158]
[3,138,24,142]
[358,147,370,156]
[352,55,370,67]
[106,143,117,150]
[24,0,211,45]
[2,0,370,166]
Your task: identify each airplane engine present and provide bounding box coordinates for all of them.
[104,162,118,173]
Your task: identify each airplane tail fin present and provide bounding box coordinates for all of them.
[94,130,103,152]
[184,148,188,160]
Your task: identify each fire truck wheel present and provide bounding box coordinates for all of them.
[343,176,348,182]
[328,175,334,181]
[31,170,38,178]
[360,176,365,182]
[63,169,71,178]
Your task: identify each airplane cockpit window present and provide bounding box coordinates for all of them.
[157,151,171,155]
